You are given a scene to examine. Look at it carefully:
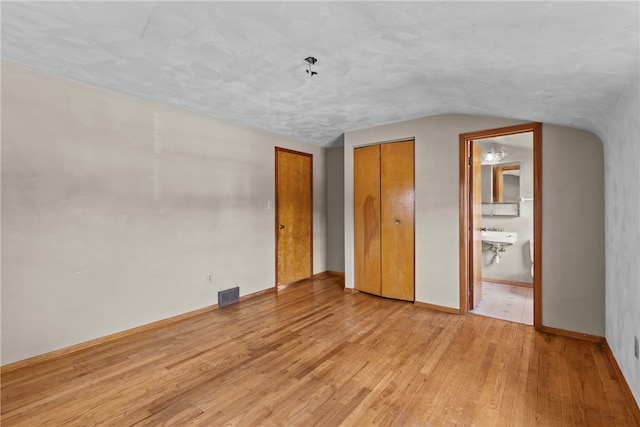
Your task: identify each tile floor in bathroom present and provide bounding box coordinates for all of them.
[471,281,533,325]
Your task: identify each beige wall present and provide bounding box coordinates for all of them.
[541,124,605,335]
[1,63,327,365]
[344,114,605,337]
[326,147,345,272]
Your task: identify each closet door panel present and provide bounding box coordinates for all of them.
[381,141,415,301]
[354,145,382,295]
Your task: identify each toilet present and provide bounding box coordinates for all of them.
[529,239,534,278]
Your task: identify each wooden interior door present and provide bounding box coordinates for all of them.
[275,148,312,285]
[470,142,483,308]
[354,145,382,295]
[381,141,415,301]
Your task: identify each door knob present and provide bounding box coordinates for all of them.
[279,224,285,229]
[394,219,401,225]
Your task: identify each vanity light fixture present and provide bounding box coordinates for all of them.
[304,56,318,76]
[485,146,507,163]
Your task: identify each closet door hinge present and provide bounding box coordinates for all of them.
[468,156,472,166]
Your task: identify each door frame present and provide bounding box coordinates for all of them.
[275,147,313,286]
[459,122,542,330]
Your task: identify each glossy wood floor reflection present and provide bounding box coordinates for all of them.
[2,273,638,426]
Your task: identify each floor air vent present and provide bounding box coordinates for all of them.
[218,287,240,308]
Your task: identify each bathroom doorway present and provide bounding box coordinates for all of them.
[459,123,542,329]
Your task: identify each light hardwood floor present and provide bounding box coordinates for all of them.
[2,273,639,426]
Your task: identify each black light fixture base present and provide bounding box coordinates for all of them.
[304,56,319,76]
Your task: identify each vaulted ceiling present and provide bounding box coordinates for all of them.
[2,1,638,147]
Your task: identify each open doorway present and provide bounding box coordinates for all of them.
[459,123,542,329]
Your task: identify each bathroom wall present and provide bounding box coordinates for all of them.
[344,114,605,337]
[1,62,327,365]
[326,147,345,272]
[479,142,534,284]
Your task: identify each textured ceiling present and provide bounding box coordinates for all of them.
[2,1,638,147]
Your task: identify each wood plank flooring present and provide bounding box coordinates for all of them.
[2,273,638,426]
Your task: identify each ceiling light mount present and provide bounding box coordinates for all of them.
[304,56,318,76]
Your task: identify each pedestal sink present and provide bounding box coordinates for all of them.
[481,230,518,245]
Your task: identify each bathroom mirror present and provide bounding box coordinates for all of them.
[481,162,521,203]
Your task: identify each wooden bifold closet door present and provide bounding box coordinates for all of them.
[354,140,415,301]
